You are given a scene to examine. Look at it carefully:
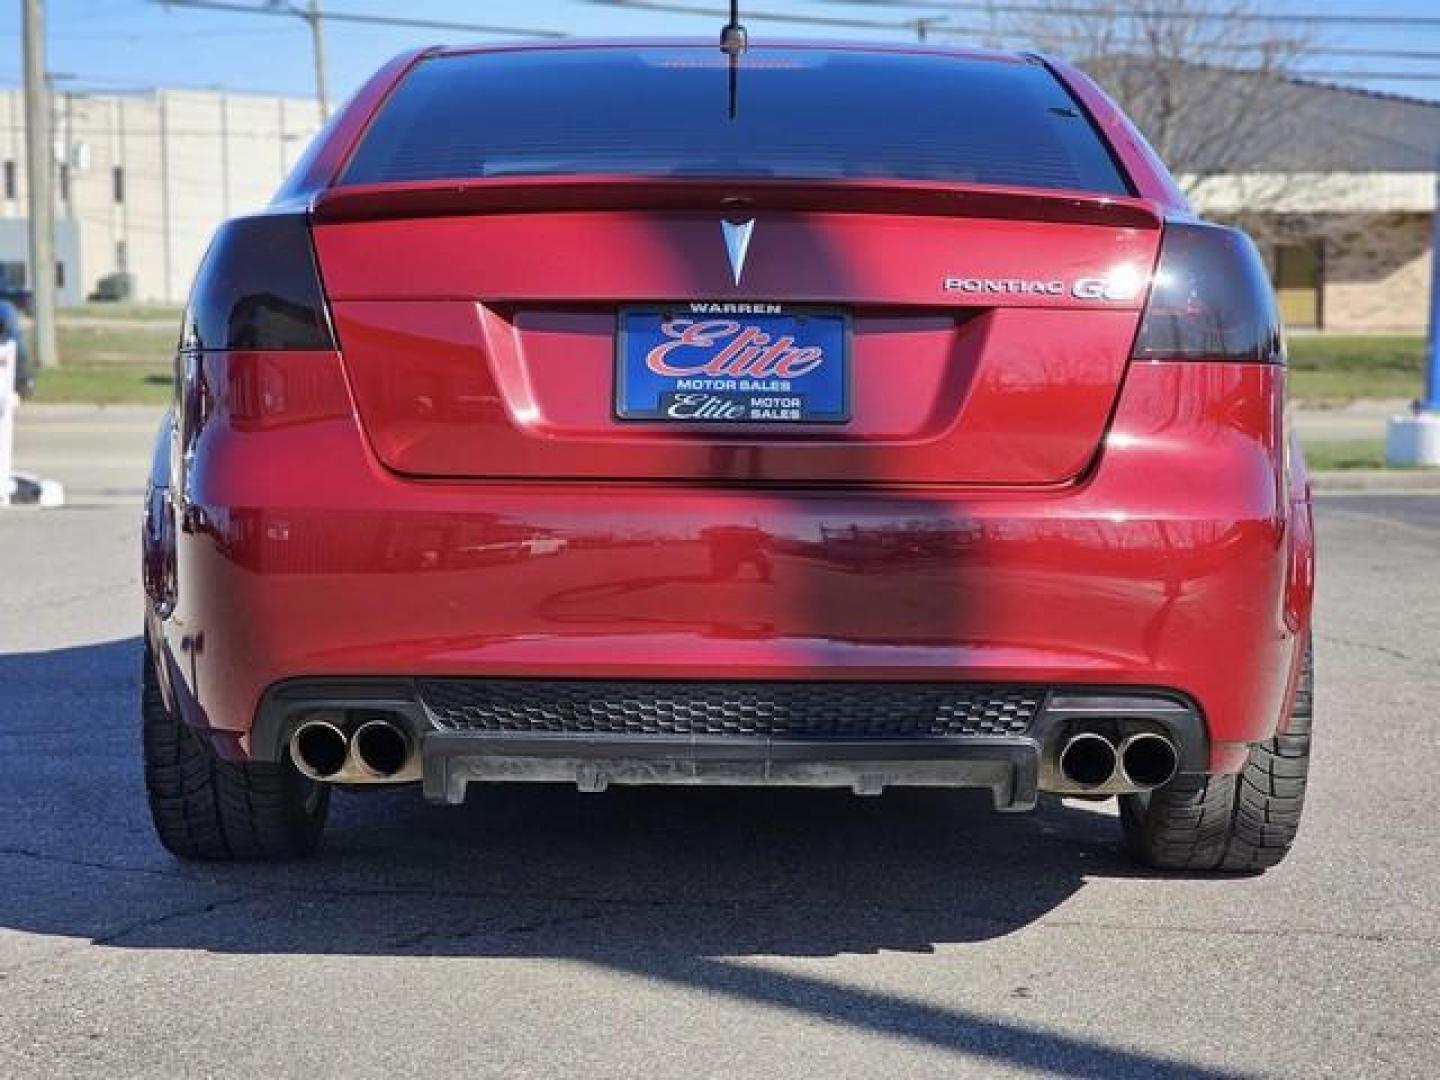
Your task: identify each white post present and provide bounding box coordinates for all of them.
[0,341,15,506]
[1385,157,1440,467]
[1,341,63,508]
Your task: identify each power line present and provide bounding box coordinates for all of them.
[920,24,1440,65]
[926,28,1440,64]
[1291,71,1440,82]
[1245,45,1440,64]
[825,0,1440,32]
[581,0,971,33]
[0,26,288,41]
[150,0,567,38]
[0,71,323,95]
[585,0,1440,80]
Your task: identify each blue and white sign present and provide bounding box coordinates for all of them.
[616,303,850,424]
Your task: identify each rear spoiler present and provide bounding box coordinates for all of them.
[312,176,1163,230]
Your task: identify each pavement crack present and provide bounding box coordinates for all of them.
[2,848,1432,953]
[1031,916,1436,946]
[0,891,256,979]
[502,910,607,936]
[0,845,207,884]
[91,894,254,949]
[1316,631,1418,664]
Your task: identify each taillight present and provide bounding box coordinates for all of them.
[1132,221,1284,364]
[180,211,335,352]
[174,212,335,492]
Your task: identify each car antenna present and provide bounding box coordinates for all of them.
[719,0,747,120]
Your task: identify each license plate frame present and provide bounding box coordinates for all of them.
[614,303,851,425]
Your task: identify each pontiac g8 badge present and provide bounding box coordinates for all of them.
[943,273,1144,302]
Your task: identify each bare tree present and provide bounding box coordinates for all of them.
[984,1,1331,197]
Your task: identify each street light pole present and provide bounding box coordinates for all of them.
[21,0,58,370]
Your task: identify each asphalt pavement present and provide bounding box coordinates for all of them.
[2,407,1438,1079]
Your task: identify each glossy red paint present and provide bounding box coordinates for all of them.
[314,195,1159,483]
[145,40,1313,792]
[311,192,1161,301]
[312,176,1164,229]
[331,301,1140,485]
[153,344,1301,773]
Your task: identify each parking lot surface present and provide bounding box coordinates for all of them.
[2,409,1437,1078]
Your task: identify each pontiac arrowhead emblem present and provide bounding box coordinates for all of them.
[721,218,754,286]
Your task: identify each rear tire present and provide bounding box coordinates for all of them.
[142,642,328,860]
[1120,644,1313,872]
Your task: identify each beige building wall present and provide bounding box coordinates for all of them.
[1192,173,1436,333]
[0,86,320,304]
[1,91,36,260]
[1,92,23,222]
[1321,214,1432,332]
[1230,212,1433,333]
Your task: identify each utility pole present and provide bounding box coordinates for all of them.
[22,0,58,370]
[913,18,945,42]
[304,1,329,122]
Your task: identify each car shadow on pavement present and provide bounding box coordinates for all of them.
[0,637,1246,1079]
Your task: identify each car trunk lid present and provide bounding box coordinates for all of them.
[311,179,1161,486]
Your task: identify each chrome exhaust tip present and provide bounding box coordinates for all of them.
[1119,732,1179,789]
[351,718,413,779]
[1058,732,1118,788]
[289,719,350,781]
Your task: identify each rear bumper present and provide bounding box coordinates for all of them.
[245,676,1207,808]
[148,358,1312,772]
[428,734,1038,807]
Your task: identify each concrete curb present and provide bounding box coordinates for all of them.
[20,402,166,419]
[1311,469,1440,492]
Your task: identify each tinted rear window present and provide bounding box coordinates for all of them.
[342,47,1130,195]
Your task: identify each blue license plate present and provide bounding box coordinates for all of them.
[615,304,850,424]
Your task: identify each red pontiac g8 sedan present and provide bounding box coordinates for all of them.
[140,39,1316,870]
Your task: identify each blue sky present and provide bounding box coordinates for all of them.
[1,0,1438,103]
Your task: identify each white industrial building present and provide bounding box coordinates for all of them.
[0,86,322,304]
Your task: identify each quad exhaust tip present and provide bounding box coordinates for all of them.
[1058,732,1118,788]
[289,715,417,783]
[352,718,412,779]
[289,719,350,781]
[1119,732,1179,789]
[1057,730,1180,791]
